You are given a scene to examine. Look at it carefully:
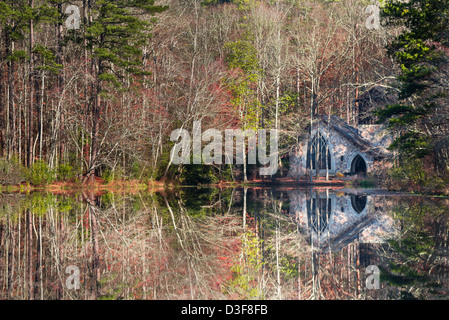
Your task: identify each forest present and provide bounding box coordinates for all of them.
[0,0,448,193]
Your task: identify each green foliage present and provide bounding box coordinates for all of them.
[219,165,236,182]
[57,164,75,181]
[0,193,78,223]
[358,179,377,189]
[8,50,28,62]
[232,0,256,10]
[279,257,299,280]
[86,0,168,89]
[225,40,260,80]
[377,0,449,169]
[380,200,449,298]
[0,1,60,66]
[102,167,115,183]
[180,164,220,185]
[224,40,261,130]
[201,0,256,9]
[33,44,63,74]
[388,131,431,159]
[175,188,213,217]
[27,160,54,186]
[224,231,264,299]
[385,158,448,194]
[28,193,58,216]
[0,0,33,42]
[279,91,300,114]
[130,161,153,182]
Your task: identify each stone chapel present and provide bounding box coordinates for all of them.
[288,87,395,179]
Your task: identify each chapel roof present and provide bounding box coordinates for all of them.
[316,114,388,158]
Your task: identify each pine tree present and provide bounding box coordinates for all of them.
[377,0,449,171]
[0,1,32,159]
[84,0,167,180]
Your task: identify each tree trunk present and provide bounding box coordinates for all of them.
[27,210,34,300]
[0,37,4,158]
[89,61,102,182]
[28,0,35,167]
[57,2,65,167]
[7,33,15,160]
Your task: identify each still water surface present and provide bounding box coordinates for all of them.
[1,187,448,300]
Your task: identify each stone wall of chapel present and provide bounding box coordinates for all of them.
[288,123,375,178]
[358,125,393,154]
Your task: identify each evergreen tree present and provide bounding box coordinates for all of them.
[377,0,449,172]
[0,1,31,159]
[84,0,168,179]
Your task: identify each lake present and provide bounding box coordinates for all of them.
[0,187,448,300]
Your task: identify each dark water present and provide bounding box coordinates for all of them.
[1,187,449,300]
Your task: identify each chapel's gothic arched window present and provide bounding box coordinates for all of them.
[306,197,332,236]
[307,132,332,170]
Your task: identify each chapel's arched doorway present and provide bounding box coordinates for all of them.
[350,155,367,175]
[350,194,367,214]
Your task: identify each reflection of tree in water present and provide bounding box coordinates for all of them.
[0,190,244,300]
[377,198,449,299]
[1,191,448,300]
[246,190,449,300]
[229,188,374,300]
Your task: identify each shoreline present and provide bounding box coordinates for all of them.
[1,177,448,198]
[0,176,350,191]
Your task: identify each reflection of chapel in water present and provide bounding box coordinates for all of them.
[288,189,397,253]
